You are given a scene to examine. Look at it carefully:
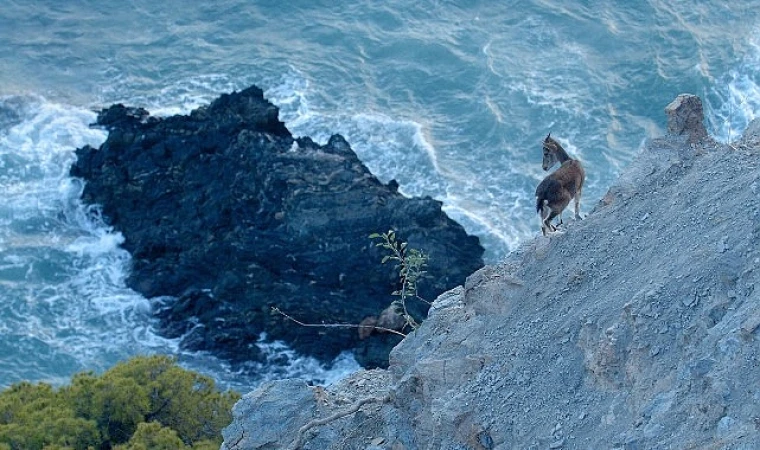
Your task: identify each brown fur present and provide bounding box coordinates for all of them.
[535,134,585,235]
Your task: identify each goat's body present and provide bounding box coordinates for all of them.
[536,135,585,235]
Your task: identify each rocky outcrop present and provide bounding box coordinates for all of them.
[665,94,708,143]
[70,86,484,368]
[222,95,760,449]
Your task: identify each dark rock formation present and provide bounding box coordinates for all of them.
[70,86,484,368]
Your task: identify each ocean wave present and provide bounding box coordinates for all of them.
[705,32,760,142]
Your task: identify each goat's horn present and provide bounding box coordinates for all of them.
[546,132,551,140]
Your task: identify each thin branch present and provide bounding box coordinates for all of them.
[272,307,406,337]
[286,393,392,450]
[416,295,432,306]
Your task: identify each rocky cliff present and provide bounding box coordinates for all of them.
[221,95,760,449]
[70,86,484,369]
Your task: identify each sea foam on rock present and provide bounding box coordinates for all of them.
[221,94,760,449]
[70,85,485,369]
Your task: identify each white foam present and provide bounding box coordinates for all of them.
[0,98,107,221]
[66,231,125,258]
[0,97,184,386]
[265,69,314,129]
[98,73,244,117]
[250,333,361,386]
[705,33,760,142]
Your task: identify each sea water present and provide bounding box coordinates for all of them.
[0,0,758,390]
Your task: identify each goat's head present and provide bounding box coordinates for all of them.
[542,133,561,171]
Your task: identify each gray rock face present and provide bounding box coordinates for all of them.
[222,379,316,449]
[222,96,760,449]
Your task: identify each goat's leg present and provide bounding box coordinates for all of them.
[539,204,556,236]
[542,221,557,236]
[541,217,552,236]
[541,215,557,235]
[574,192,583,220]
[546,210,560,233]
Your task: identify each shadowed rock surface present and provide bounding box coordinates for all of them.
[70,85,484,369]
[222,95,760,449]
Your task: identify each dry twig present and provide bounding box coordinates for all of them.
[272,307,406,337]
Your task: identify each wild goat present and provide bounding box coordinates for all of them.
[535,133,585,235]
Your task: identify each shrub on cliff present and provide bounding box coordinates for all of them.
[0,355,240,450]
[370,230,430,332]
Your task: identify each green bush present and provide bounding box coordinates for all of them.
[113,422,185,450]
[0,355,240,450]
[0,382,100,450]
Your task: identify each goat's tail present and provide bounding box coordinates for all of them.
[536,196,545,215]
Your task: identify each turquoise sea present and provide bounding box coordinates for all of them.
[1,0,758,390]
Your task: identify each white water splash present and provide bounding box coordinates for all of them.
[705,34,760,143]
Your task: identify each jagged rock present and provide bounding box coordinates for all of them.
[70,85,484,368]
[665,93,708,143]
[222,96,760,448]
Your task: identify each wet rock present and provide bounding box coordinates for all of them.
[71,85,484,368]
